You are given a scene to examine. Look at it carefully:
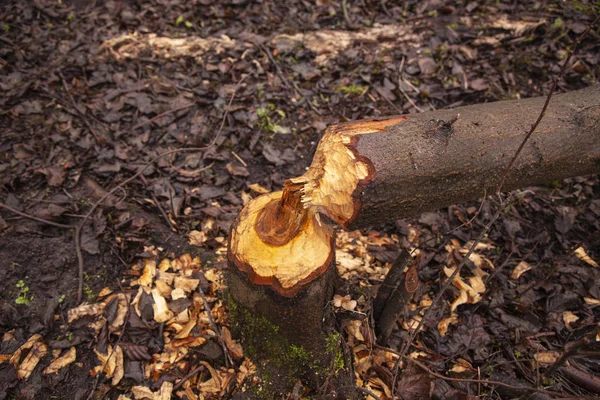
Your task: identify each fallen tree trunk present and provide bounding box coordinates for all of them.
[227,85,600,396]
[352,85,600,229]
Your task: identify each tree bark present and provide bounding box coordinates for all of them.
[351,85,600,229]
[227,85,600,396]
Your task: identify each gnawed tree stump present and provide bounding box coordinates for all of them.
[227,85,600,396]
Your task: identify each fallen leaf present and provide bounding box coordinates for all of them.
[562,311,579,329]
[43,347,76,375]
[17,341,48,380]
[174,276,199,292]
[510,261,532,280]
[189,230,207,246]
[132,381,173,400]
[221,327,244,359]
[450,358,474,373]
[139,259,156,287]
[151,289,174,323]
[437,314,459,337]
[534,351,559,364]
[584,297,600,306]
[225,162,249,177]
[68,303,105,323]
[574,246,598,268]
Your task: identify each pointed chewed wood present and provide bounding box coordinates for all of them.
[228,116,405,296]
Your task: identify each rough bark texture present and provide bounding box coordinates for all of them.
[351,85,600,229]
[227,256,337,395]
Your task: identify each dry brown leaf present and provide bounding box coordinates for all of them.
[534,351,559,364]
[450,289,469,312]
[510,261,532,280]
[468,275,486,293]
[171,287,187,300]
[43,347,76,375]
[157,271,176,285]
[151,288,174,323]
[108,293,129,332]
[221,327,244,359]
[94,345,124,384]
[17,341,48,380]
[189,230,207,246]
[563,311,579,329]
[10,334,43,366]
[174,318,197,339]
[98,287,113,297]
[437,314,459,337]
[67,302,105,323]
[450,358,474,373]
[139,259,157,287]
[584,297,600,306]
[154,279,172,298]
[132,381,173,400]
[112,345,124,385]
[574,246,598,268]
[158,258,172,271]
[174,276,200,292]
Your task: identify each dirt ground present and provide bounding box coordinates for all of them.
[1,0,599,399]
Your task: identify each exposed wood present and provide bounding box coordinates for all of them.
[228,117,406,296]
[351,85,600,229]
[227,85,600,394]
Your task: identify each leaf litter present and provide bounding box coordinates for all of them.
[1,0,600,398]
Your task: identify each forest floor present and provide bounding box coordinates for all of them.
[1,1,599,399]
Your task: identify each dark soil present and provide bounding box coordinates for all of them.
[1,0,599,399]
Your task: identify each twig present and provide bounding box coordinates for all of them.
[150,193,176,232]
[173,364,206,391]
[391,195,508,399]
[197,287,233,367]
[0,202,72,229]
[74,74,247,303]
[543,325,600,379]
[355,386,382,400]
[59,72,104,144]
[116,103,194,137]
[375,344,563,397]
[360,73,403,114]
[496,13,600,194]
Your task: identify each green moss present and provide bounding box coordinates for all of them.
[325,332,344,373]
[227,292,334,397]
[337,84,367,95]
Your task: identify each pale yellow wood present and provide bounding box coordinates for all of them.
[228,117,406,295]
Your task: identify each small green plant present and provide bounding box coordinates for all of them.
[58,294,66,304]
[83,284,95,301]
[175,15,193,28]
[337,84,367,95]
[15,280,33,305]
[67,12,76,23]
[256,104,289,134]
[1,23,9,33]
